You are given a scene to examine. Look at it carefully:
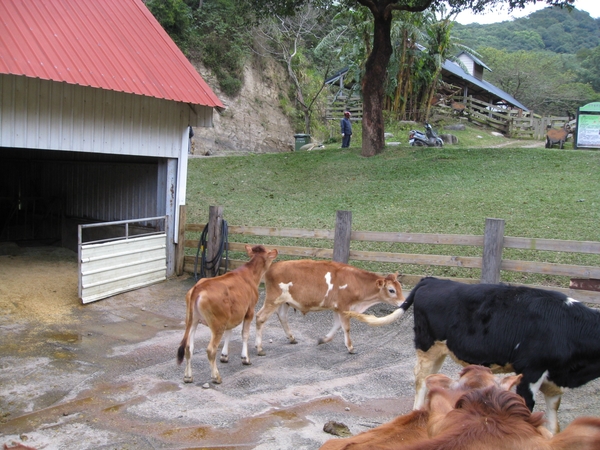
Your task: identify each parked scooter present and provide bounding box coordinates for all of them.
[409,122,444,147]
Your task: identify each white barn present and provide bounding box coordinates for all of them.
[0,0,223,302]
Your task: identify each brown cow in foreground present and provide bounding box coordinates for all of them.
[177,244,278,384]
[319,365,524,450]
[255,260,404,356]
[320,365,600,449]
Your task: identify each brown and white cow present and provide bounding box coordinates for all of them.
[255,260,404,356]
[177,244,278,384]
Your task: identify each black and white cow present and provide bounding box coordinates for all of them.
[347,276,600,434]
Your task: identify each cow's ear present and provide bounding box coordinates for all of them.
[426,373,452,391]
[500,374,523,391]
[427,388,455,416]
[376,279,385,288]
[245,244,253,257]
[268,249,278,259]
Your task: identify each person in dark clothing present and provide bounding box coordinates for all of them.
[340,111,352,148]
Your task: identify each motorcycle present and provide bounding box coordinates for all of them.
[409,123,444,147]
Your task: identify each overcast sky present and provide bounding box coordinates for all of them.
[455,0,600,25]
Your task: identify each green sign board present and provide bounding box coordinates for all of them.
[579,102,600,112]
[576,102,600,149]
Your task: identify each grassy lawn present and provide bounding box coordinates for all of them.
[186,124,600,287]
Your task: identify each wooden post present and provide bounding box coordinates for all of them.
[175,205,186,276]
[333,210,352,263]
[481,218,505,284]
[207,205,224,277]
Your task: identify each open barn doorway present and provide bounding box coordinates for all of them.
[0,147,172,304]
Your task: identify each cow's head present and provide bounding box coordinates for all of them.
[425,366,525,437]
[245,244,278,271]
[376,272,405,306]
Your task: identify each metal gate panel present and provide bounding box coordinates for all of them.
[79,217,167,304]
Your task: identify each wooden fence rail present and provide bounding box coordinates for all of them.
[180,207,600,304]
[437,96,572,140]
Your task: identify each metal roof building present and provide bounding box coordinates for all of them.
[444,53,528,111]
[326,52,529,114]
[0,0,223,302]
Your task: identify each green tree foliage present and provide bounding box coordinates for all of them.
[256,5,339,134]
[147,0,254,97]
[478,47,599,115]
[146,0,193,50]
[192,0,254,96]
[578,45,600,92]
[385,9,457,122]
[453,6,599,54]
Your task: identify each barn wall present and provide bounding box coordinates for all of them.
[0,74,215,277]
[0,74,213,157]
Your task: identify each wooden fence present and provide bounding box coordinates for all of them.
[325,93,363,121]
[437,96,572,140]
[178,206,600,305]
[324,94,572,141]
[508,116,573,140]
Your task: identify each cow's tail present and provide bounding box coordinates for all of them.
[177,288,194,365]
[177,340,186,365]
[344,282,420,326]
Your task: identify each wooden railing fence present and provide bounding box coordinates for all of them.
[508,116,573,140]
[178,206,600,304]
[437,96,572,140]
[325,93,363,121]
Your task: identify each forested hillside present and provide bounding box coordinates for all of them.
[452,7,600,54]
[451,7,600,112]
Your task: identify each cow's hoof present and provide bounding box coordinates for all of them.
[257,349,266,356]
[289,338,297,345]
[220,355,229,363]
[317,338,326,345]
[184,376,193,383]
[348,348,356,354]
[242,358,252,366]
[212,377,222,385]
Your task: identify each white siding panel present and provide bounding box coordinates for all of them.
[80,234,166,304]
[38,76,51,147]
[458,54,475,77]
[0,74,212,158]
[13,76,27,146]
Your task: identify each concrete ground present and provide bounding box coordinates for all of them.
[2,248,600,450]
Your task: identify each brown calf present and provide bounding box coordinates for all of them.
[255,260,404,355]
[450,101,466,115]
[177,244,278,384]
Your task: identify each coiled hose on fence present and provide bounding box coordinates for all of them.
[194,220,228,281]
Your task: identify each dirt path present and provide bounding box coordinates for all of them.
[2,248,600,449]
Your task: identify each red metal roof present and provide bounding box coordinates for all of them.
[0,0,223,108]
